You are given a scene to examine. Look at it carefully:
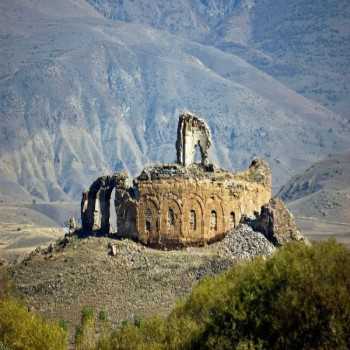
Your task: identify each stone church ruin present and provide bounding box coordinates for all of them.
[81,112,272,248]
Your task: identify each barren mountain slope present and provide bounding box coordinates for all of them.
[87,0,350,118]
[1,0,349,202]
[218,0,350,118]
[278,152,350,245]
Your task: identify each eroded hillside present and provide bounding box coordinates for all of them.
[278,152,350,246]
[1,0,350,202]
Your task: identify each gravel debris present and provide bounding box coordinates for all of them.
[215,224,276,260]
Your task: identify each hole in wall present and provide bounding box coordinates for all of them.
[109,188,116,233]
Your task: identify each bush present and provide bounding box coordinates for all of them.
[0,298,67,350]
[58,320,69,332]
[186,240,350,350]
[75,306,97,350]
[106,240,350,350]
[99,310,108,322]
[109,316,166,350]
[0,341,12,350]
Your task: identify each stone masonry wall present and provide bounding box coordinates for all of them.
[115,160,272,248]
[81,112,272,248]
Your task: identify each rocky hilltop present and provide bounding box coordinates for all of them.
[9,196,303,334]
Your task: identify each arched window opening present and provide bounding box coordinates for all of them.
[109,188,116,233]
[145,207,152,220]
[125,206,137,232]
[145,208,153,232]
[168,208,175,227]
[230,212,236,228]
[194,143,202,163]
[190,210,196,230]
[210,210,217,231]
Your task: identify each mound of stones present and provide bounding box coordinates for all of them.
[216,224,276,260]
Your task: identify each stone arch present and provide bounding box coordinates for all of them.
[229,211,236,229]
[210,210,218,231]
[194,143,202,163]
[168,208,175,226]
[117,201,137,239]
[190,210,196,230]
[204,196,225,239]
[226,206,242,230]
[81,175,117,234]
[183,194,204,240]
[139,197,160,244]
[109,187,117,233]
[161,197,182,239]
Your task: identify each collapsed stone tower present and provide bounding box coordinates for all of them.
[81,112,272,248]
[176,112,211,166]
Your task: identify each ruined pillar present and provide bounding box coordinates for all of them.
[176,112,212,167]
[81,175,117,234]
[114,172,138,237]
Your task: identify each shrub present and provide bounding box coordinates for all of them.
[99,310,108,322]
[109,316,166,350]
[0,270,14,299]
[58,320,69,332]
[75,306,97,350]
[0,298,67,350]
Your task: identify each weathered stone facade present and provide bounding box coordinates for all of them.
[81,112,272,248]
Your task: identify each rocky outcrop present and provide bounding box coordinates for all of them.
[244,198,306,246]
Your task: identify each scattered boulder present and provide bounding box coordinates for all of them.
[108,242,117,256]
[68,217,77,235]
[47,242,55,254]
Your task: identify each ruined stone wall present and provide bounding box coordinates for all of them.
[81,172,133,234]
[82,160,272,248]
[131,161,272,247]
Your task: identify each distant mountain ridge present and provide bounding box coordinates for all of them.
[0,0,350,202]
[87,0,350,119]
[278,151,350,223]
